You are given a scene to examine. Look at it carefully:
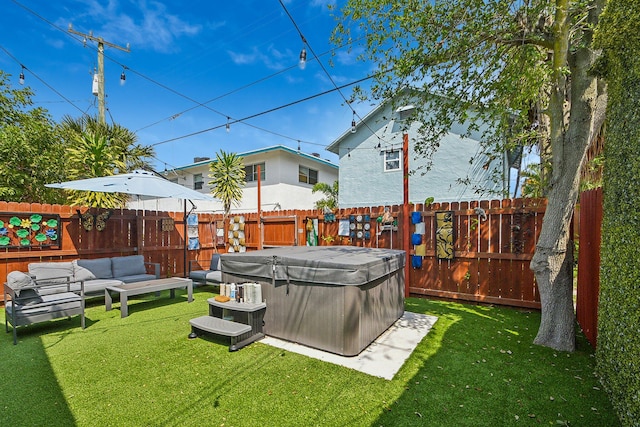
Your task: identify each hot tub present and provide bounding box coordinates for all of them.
[219,246,405,356]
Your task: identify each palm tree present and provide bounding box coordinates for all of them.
[208,150,246,219]
[59,115,155,207]
[312,181,338,210]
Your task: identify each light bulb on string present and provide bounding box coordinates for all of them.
[350,111,357,134]
[226,117,231,133]
[120,67,126,86]
[299,36,307,70]
[19,66,25,85]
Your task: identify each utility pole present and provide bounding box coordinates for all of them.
[68,24,130,124]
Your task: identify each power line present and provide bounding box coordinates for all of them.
[8,0,395,159]
[277,0,389,146]
[150,73,377,147]
[0,44,87,116]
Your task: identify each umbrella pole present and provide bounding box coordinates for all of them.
[183,200,187,278]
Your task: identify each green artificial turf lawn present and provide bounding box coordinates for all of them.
[0,286,619,426]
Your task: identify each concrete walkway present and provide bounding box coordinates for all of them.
[261,311,438,380]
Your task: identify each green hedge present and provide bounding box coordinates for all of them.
[595,0,640,425]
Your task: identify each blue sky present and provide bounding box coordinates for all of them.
[1,0,373,170]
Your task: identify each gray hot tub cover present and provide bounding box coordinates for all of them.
[220,246,405,286]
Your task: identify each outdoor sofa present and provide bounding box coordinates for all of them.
[26,255,160,297]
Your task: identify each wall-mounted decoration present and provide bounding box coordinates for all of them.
[228,215,246,252]
[161,218,175,232]
[306,218,318,246]
[0,213,61,249]
[78,209,112,231]
[187,213,200,250]
[215,220,225,246]
[411,211,422,224]
[435,211,454,260]
[348,213,371,241]
[338,219,350,236]
[323,207,336,222]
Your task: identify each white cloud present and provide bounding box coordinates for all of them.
[227,45,291,70]
[63,0,202,53]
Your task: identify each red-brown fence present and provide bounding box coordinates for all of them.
[575,188,602,348]
[1,198,545,309]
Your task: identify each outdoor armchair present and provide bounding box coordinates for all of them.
[4,271,85,345]
[188,254,222,285]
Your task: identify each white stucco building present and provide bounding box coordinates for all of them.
[128,145,338,213]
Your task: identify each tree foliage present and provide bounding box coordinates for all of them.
[594,0,640,423]
[312,181,338,210]
[332,0,607,351]
[58,115,155,208]
[208,150,246,219]
[0,70,66,204]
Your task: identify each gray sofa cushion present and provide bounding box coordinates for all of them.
[111,255,146,278]
[6,271,35,295]
[6,292,81,316]
[28,262,75,284]
[72,260,97,281]
[15,288,43,305]
[117,274,156,283]
[206,271,222,283]
[83,279,124,294]
[77,258,113,279]
[209,254,221,270]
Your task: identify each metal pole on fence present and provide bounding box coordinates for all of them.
[403,131,410,298]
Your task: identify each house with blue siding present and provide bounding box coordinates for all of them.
[326,98,512,207]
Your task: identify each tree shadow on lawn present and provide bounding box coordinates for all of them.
[374,298,619,427]
[0,313,79,426]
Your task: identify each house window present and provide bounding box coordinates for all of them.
[384,150,401,171]
[245,162,265,182]
[193,173,204,190]
[299,165,318,185]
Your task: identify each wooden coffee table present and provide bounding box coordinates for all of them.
[105,277,193,318]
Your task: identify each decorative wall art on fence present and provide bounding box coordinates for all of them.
[435,211,454,260]
[0,213,61,249]
[78,210,112,231]
[187,213,200,250]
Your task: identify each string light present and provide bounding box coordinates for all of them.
[299,36,307,70]
[351,111,357,133]
[120,67,126,86]
[19,65,25,85]
[226,117,231,133]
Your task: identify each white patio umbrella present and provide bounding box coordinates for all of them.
[45,169,215,201]
[46,169,217,277]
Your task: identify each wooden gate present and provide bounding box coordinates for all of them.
[576,188,602,348]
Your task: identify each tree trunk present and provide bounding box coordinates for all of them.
[530,0,606,352]
[531,220,576,351]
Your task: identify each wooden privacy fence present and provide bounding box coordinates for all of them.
[575,188,602,348]
[0,198,546,309]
